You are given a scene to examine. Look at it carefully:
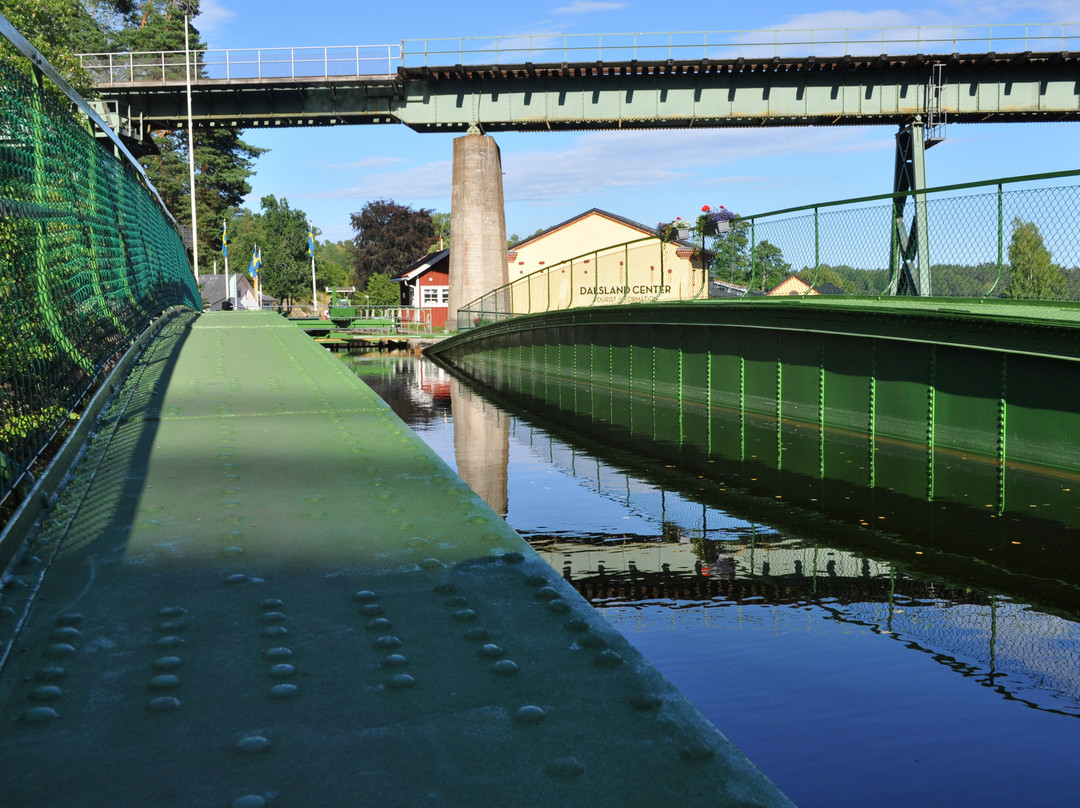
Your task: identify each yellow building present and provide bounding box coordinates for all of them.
[502,209,707,313]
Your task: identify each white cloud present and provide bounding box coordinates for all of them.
[299,159,453,205]
[192,0,236,39]
[554,1,630,13]
[500,129,887,203]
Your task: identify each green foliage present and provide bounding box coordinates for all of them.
[796,265,856,294]
[429,211,451,252]
[314,240,354,292]
[749,240,791,293]
[350,199,435,289]
[1,0,106,96]
[1004,217,1067,301]
[256,195,312,308]
[364,272,400,306]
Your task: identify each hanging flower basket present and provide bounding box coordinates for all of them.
[699,205,736,236]
[702,220,730,236]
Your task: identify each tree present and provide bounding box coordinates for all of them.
[256,196,311,309]
[364,272,399,306]
[708,221,751,284]
[99,3,267,270]
[350,199,435,289]
[314,240,354,292]
[750,240,791,293]
[429,211,451,253]
[797,265,856,294]
[1005,217,1067,301]
[1,0,110,95]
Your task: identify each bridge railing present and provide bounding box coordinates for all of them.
[458,237,708,330]
[79,44,402,84]
[1,20,201,514]
[402,23,1080,66]
[745,169,1080,299]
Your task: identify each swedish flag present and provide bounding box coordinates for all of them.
[222,220,228,257]
[250,245,258,278]
[308,226,315,258]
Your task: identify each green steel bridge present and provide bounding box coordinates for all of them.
[3,15,1080,807]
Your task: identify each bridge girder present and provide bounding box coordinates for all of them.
[93,52,1080,134]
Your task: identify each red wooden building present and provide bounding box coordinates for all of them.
[391,249,450,329]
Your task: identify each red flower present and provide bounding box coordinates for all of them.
[701,205,711,212]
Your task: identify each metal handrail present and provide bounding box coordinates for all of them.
[80,44,402,84]
[402,22,1080,66]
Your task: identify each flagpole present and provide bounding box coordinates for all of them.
[222,219,230,309]
[309,226,317,319]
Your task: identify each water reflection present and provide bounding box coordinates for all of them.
[344,349,1080,808]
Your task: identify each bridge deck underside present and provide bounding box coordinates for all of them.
[95,52,1080,132]
[0,312,791,808]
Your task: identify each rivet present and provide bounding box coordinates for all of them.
[20,706,59,724]
[385,673,416,689]
[159,618,188,631]
[262,611,287,623]
[352,590,378,602]
[546,756,585,778]
[269,683,299,699]
[44,643,75,658]
[679,741,716,762]
[630,693,663,710]
[545,599,571,613]
[500,552,525,565]
[451,609,477,622]
[263,647,292,660]
[524,575,547,588]
[155,635,184,648]
[232,796,267,808]
[463,628,491,642]
[28,685,63,701]
[444,596,469,607]
[593,650,623,668]
[261,625,288,637]
[50,627,80,641]
[366,618,392,631]
[55,613,84,626]
[234,735,271,754]
[147,696,182,712]
[224,573,247,584]
[359,604,385,617]
[580,634,607,649]
[419,558,443,569]
[157,607,187,617]
[152,656,183,670]
[222,546,244,556]
[492,660,519,676]
[516,705,546,723]
[374,635,402,649]
[380,654,408,668]
[149,674,181,689]
[477,644,504,658]
[563,619,589,633]
[533,587,559,601]
[36,666,67,681]
[259,598,284,609]
[268,664,296,678]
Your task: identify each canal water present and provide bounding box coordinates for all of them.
[346,350,1080,808]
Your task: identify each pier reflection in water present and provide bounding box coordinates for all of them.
[345,350,1080,808]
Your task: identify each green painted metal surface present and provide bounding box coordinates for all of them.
[429,297,1080,545]
[89,51,1080,133]
[0,311,793,807]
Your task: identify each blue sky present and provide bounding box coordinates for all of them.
[189,1,1078,243]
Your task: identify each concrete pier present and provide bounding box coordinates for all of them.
[448,133,508,329]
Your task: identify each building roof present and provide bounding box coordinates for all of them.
[510,208,661,251]
[391,249,450,283]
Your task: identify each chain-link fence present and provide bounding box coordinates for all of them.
[745,171,1080,299]
[0,51,201,512]
[459,236,708,329]
[459,170,1080,331]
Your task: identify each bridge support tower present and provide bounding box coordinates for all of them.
[448,130,508,328]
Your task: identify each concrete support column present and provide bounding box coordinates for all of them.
[452,377,509,517]
[448,133,508,329]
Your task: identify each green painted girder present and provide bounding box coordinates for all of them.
[95,52,1080,133]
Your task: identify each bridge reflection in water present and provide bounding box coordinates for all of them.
[347,349,1080,808]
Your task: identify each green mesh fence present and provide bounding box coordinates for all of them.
[0,56,201,510]
[459,170,1080,331]
[745,172,1080,299]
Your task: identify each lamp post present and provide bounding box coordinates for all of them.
[173,1,199,280]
